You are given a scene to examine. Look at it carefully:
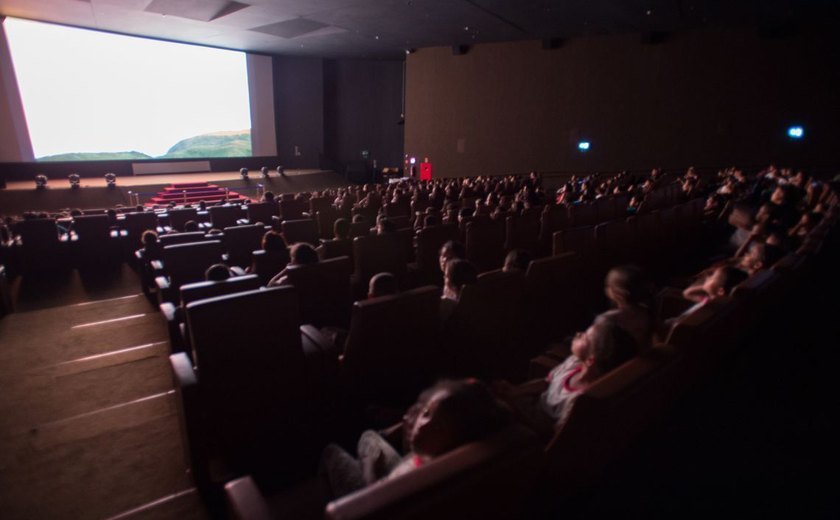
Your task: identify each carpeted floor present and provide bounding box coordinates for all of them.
[0,269,208,520]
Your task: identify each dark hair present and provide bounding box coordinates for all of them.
[369,272,398,298]
[262,230,287,252]
[440,240,466,261]
[141,229,158,245]
[589,314,640,374]
[290,242,318,265]
[333,218,350,239]
[717,266,749,294]
[352,214,367,224]
[262,191,275,203]
[404,379,511,451]
[423,214,440,227]
[377,217,397,234]
[183,220,199,232]
[503,249,532,273]
[205,263,233,282]
[605,265,654,308]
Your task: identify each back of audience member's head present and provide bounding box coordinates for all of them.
[352,214,367,224]
[377,217,397,234]
[604,265,654,310]
[262,230,287,252]
[423,214,440,228]
[503,249,532,273]
[289,242,318,266]
[368,272,399,299]
[183,220,199,232]
[333,218,350,240]
[444,259,478,300]
[439,240,466,273]
[207,228,223,236]
[262,191,275,203]
[205,263,233,282]
[141,229,158,246]
[403,379,511,457]
[70,208,83,217]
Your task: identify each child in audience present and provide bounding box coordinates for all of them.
[139,230,162,261]
[205,263,233,282]
[502,249,532,274]
[682,265,749,304]
[320,379,511,498]
[495,313,638,434]
[438,240,466,274]
[440,259,478,322]
[183,220,199,232]
[601,265,656,352]
[268,242,318,286]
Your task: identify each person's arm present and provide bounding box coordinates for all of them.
[267,268,288,287]
[682,283,709,303]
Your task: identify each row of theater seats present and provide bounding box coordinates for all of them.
[157,186,748,517]
[217,201,837,520]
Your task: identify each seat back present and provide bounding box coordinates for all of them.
[223,224,265,268]
[160,231,209,247]
[465,219,506,273]
[505,212,541,254]
[414,224,459,279]
[349,221,372,238]
[209,205,243,230]
[444,270,525,378]
[285,256,353,327]
[552,225,596,259]
[342,286,441,403]
[353,233,409,286]
[592,196,615,222]
[246,202,279,225]
[318,238,354,262]
[185,286,306,464]
[250,249,290,285]
[326,425,542,520]
[162,240,225,289]
[317,207,343,238]
[568,202,596,227]
[594,218,635,266]
[72,214,111,242]
[179,275,262,307]
[543,349,673,497]
[168,208,198,232]
[123,212,160,247]
[280,199,307,221]
[281,218,319,245]
[17,218,60,249]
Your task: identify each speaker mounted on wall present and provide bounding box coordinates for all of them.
[451,44,470,56]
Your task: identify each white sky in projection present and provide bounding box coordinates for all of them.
[4,18,252,158]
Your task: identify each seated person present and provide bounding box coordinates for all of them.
[494,313,638,435]
[682,265,750,304]
[601,265,656,352]
[205,263,233,282]
[502,249,532,274]
[438,240,466,274]
[139,230,162,261]
[268,242,318,286]
[368,272,398,299]
[247,230,288,274]
[183,220,199,232]
[320,379,511,498]
[332,218,350,240]
[440,259,478,322]
[737,241,784,275]
[376,217,397,235]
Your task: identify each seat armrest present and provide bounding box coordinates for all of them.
[159,302,178,323]
[170,352,197,388]
[225,476,274,520]
[300,325,335,353]
[150,259,164,272]
[155,276,171,291]
[230,266,246,277]
[135,249,145,261]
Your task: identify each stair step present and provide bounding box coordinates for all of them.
[171,182,212,188]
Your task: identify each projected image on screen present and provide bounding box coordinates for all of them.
[4,18,252,162]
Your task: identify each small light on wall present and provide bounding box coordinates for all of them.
[578,141,591,151]
[787,126,804,139]
[409,157,417,164]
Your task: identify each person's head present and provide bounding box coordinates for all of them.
[739,242,783,274]
[457,207,474,222]
[570,313,639,379]
[289,242,318,266]
[405,379,511,457]
[352,214,367,224]
[262,230,287,252]
[439,240,466,273]
[198,200,207,211]
[702,266,749,300]
[368,272,399,299]
[377,217,397,234]
[205,263,233,282]
[183,220,199,232]
[333,218,350,240]
[141,229,158,246]
[423,214,440,228]
[770,184,792,206]
[604,265,654,309]
[69,208,83,217]
[503,249,532,273]
[262,191,275,203]
[444,259,478,299]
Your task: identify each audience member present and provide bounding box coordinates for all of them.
[368,272,398,299]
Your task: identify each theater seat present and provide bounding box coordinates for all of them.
[159,231,210,247]
[225,424,542,520]
[245,202,280,226]
[154,240,225,303]
[411,224,458,286]
[14,218,67,272]
[282,218,320,246]
[223,224,266,268]
[317,238,354,262]
[351,233,409,297]
[71,214,120,264]
[210,205,244,230]
[465,219,505,273]
[283,256,353,328]
[250,249,290,286]
[167,208,199,232]
[341,286,441,405]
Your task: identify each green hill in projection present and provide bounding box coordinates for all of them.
[160,130,252,159]
[36,129,252,161]
[39,151,152,161]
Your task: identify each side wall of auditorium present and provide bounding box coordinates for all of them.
[404,28,840,177]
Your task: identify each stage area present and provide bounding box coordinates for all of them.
[0,169,350,214]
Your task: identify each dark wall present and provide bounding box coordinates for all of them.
[405,28,840,177]
[323,59,404,172]
[272,56,325,169]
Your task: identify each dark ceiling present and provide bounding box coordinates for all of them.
[0,0,836,58]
